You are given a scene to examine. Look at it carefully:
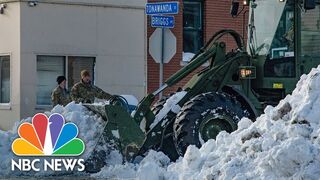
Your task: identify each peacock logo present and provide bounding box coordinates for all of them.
[12,113,85,156]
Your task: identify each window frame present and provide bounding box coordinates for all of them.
[66,56,96,89]
[183,0,204,55]
[35,54,96,109]
[36,55,66,109]
[263,2,296,78]
[0,53,11,110]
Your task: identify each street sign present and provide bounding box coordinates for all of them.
[151,15,175,28]
[149,28,176,64]
[146,2,179,15]
[146,2,179,98]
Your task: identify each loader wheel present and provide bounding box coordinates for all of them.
[150,94,180,160]
[151,96,169,116]
[173,92,247,155]
[139,96,171,132]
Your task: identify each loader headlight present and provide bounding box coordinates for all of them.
[239,66,256,79]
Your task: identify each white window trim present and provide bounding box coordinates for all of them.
[180,52,209,67]
[35,105,52,111]
[0,103,11,110]
[0,53,12,109]
[66,56,69,89]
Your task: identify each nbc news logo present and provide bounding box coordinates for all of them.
[11,113,85,172]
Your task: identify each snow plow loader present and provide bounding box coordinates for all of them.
[84,29,257,172]
[84,0,320,173]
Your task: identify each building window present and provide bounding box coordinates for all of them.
[67,56,95,89]
[37,56,65,105]
[36,55,96,106]
[183,0,204,61]
[0,56,10,103]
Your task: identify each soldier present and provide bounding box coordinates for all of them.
[51,76,71,106]
[71,70,112,103]
[283,17,294,51]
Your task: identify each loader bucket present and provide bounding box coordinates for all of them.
[83,104,146,172]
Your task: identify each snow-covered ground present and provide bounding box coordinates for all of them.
[2,66,320,179]
[0,102,108,177]
[93,66,320,179]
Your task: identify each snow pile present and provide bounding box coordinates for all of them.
[166,66,320,179]
[0,102,108,177]
[94,66,320,179]
[50,102,106,159]
[92,98,110,105]
[93,151,170,180]
[93,95,138,106]
[3,65,320,179]
[0,123,21,176]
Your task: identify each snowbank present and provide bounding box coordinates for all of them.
[0,102,109,177]
[93,151,170,180]
[166,66,320,179]
[2,65,320,179]
[93,66,320,179]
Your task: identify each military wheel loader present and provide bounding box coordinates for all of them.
[84,0,320,172]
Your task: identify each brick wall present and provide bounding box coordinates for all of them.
[205,0,249,49]
[147,0,248,97]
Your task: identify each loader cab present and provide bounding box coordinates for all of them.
[263,3,295,78]
[250,0,320,105]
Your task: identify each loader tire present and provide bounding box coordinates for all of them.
[151,96,169,116]
[173,92,248,155]
[136,96,169,133]
[150,94,180,160]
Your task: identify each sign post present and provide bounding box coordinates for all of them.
[146,1,179,98]
[160,28,164,98]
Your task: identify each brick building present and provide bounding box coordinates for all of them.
[147,0,248,96]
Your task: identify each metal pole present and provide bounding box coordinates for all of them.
[159,28,165,99]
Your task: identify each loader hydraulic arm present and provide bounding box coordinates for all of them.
[165,29,244,88]
[133,29,245,127]
[132,43,219,125]
[165,46,217,87]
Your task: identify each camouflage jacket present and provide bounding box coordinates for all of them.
[51,86,71,107]
[70,81,112,103]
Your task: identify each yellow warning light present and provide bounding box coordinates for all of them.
[273,83,284,89]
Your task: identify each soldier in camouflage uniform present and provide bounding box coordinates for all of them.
[51,76,71,106]
[71,70,112,103]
